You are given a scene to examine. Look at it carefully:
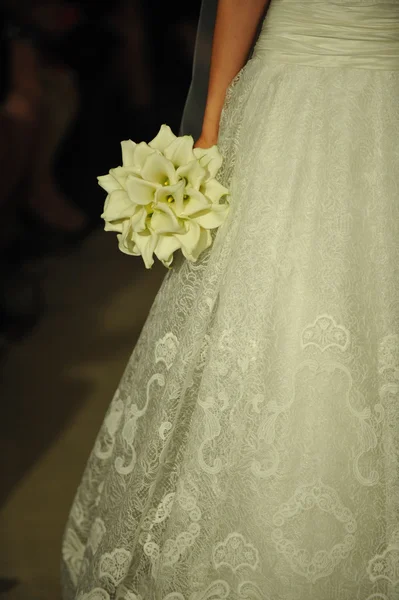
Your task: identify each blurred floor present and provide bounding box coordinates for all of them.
[0,229,165,599]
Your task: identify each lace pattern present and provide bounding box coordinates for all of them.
[62,12,399,600]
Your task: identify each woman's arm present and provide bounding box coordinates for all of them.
[196,0,270,148]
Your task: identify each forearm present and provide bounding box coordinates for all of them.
[201,0,270,139]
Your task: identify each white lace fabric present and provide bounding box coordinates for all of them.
[61,2,399,599]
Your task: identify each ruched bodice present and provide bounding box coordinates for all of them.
[254,0,399,69]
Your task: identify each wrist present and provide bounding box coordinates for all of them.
[200,120,220,142]
[194,130,219,149]
[201,127,219,140]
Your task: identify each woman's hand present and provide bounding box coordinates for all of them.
[194,131,219,149]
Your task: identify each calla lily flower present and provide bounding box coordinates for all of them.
[191,203,230,229]
[120,140,156,175]
[154,235,181,267]
[101,189,133,222]
[118,224,158,269]
[109,166,133,189]
[155,181,185,216]
[120,140,136,168]
[98,173,122,194]
[104,219,124,233]
[150,202,184,235]
[116,220,135,255]
[190,228,213,261]
[180,188,210,217]
[141,152,177,186]
[131,230,159,269]
[202,179,229,203]
[130,206,148,233]
[173,220,202,260]
[193,145,223,179]
[176,160,207,191]
[126,176,158,206]
[148,124,177,153]
[164,135,195,168]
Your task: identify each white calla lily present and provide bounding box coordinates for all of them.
[191,203,230,229]
[150,202,184,234]
[164,135,195,168]
[202,179,229,203]
[117,220,136,254]
[131,142,156,173]
[193,145,223,179]
[190,228,213,261]
[109,166,132,189]
[155,180,185,216]
[131,230,158,269]
[130,206,148,232]
[121,140,137,168]
[101,190,133,222]
[174,220,202,260]
[154,235,181,267]
[97,173,121,194]
[104,219,124,233]
[126,176,158,205]
[176,160,207,190]
[148,124,177,153]
[141,152,177,186]
[180,188,210,217]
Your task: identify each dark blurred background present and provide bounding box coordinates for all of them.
[0,1,201,597]
[0,0,201,350]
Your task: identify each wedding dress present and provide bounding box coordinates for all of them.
[61,1,399,599]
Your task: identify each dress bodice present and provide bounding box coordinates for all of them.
[255,0,399,69]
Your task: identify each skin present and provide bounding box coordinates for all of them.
[194,0,271,149]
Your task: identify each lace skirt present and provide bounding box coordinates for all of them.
[61,51,399,600]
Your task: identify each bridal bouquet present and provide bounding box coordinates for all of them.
[98,125,230,269]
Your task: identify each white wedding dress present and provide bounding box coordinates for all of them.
[61,1,399,599]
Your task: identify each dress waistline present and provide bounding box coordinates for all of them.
[254,1,399,70]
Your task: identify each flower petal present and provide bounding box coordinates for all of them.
[118,235,140,257]
[132,230,158,269]
[150,202,184,234]
[154,235,181,267]
[117,221,139,255]
[112,166,133,189]
[104,219,124,233]
[132,142,156,172]
[189,228,213,261]
[181,188,210,217]
[173,221,201,259]
[130,206,148,232]
[155,180,185,216]
[176,160,207,190]
[141,152,176,186]
[149,124,177,153]
[98,173,121,194]
[202,179,229,203]
[191,203,230,229]
[164,136,195,168]
[126,176,158,206]
[193,145,223,179]
[121,140,137,167]
[101,189,134,221]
